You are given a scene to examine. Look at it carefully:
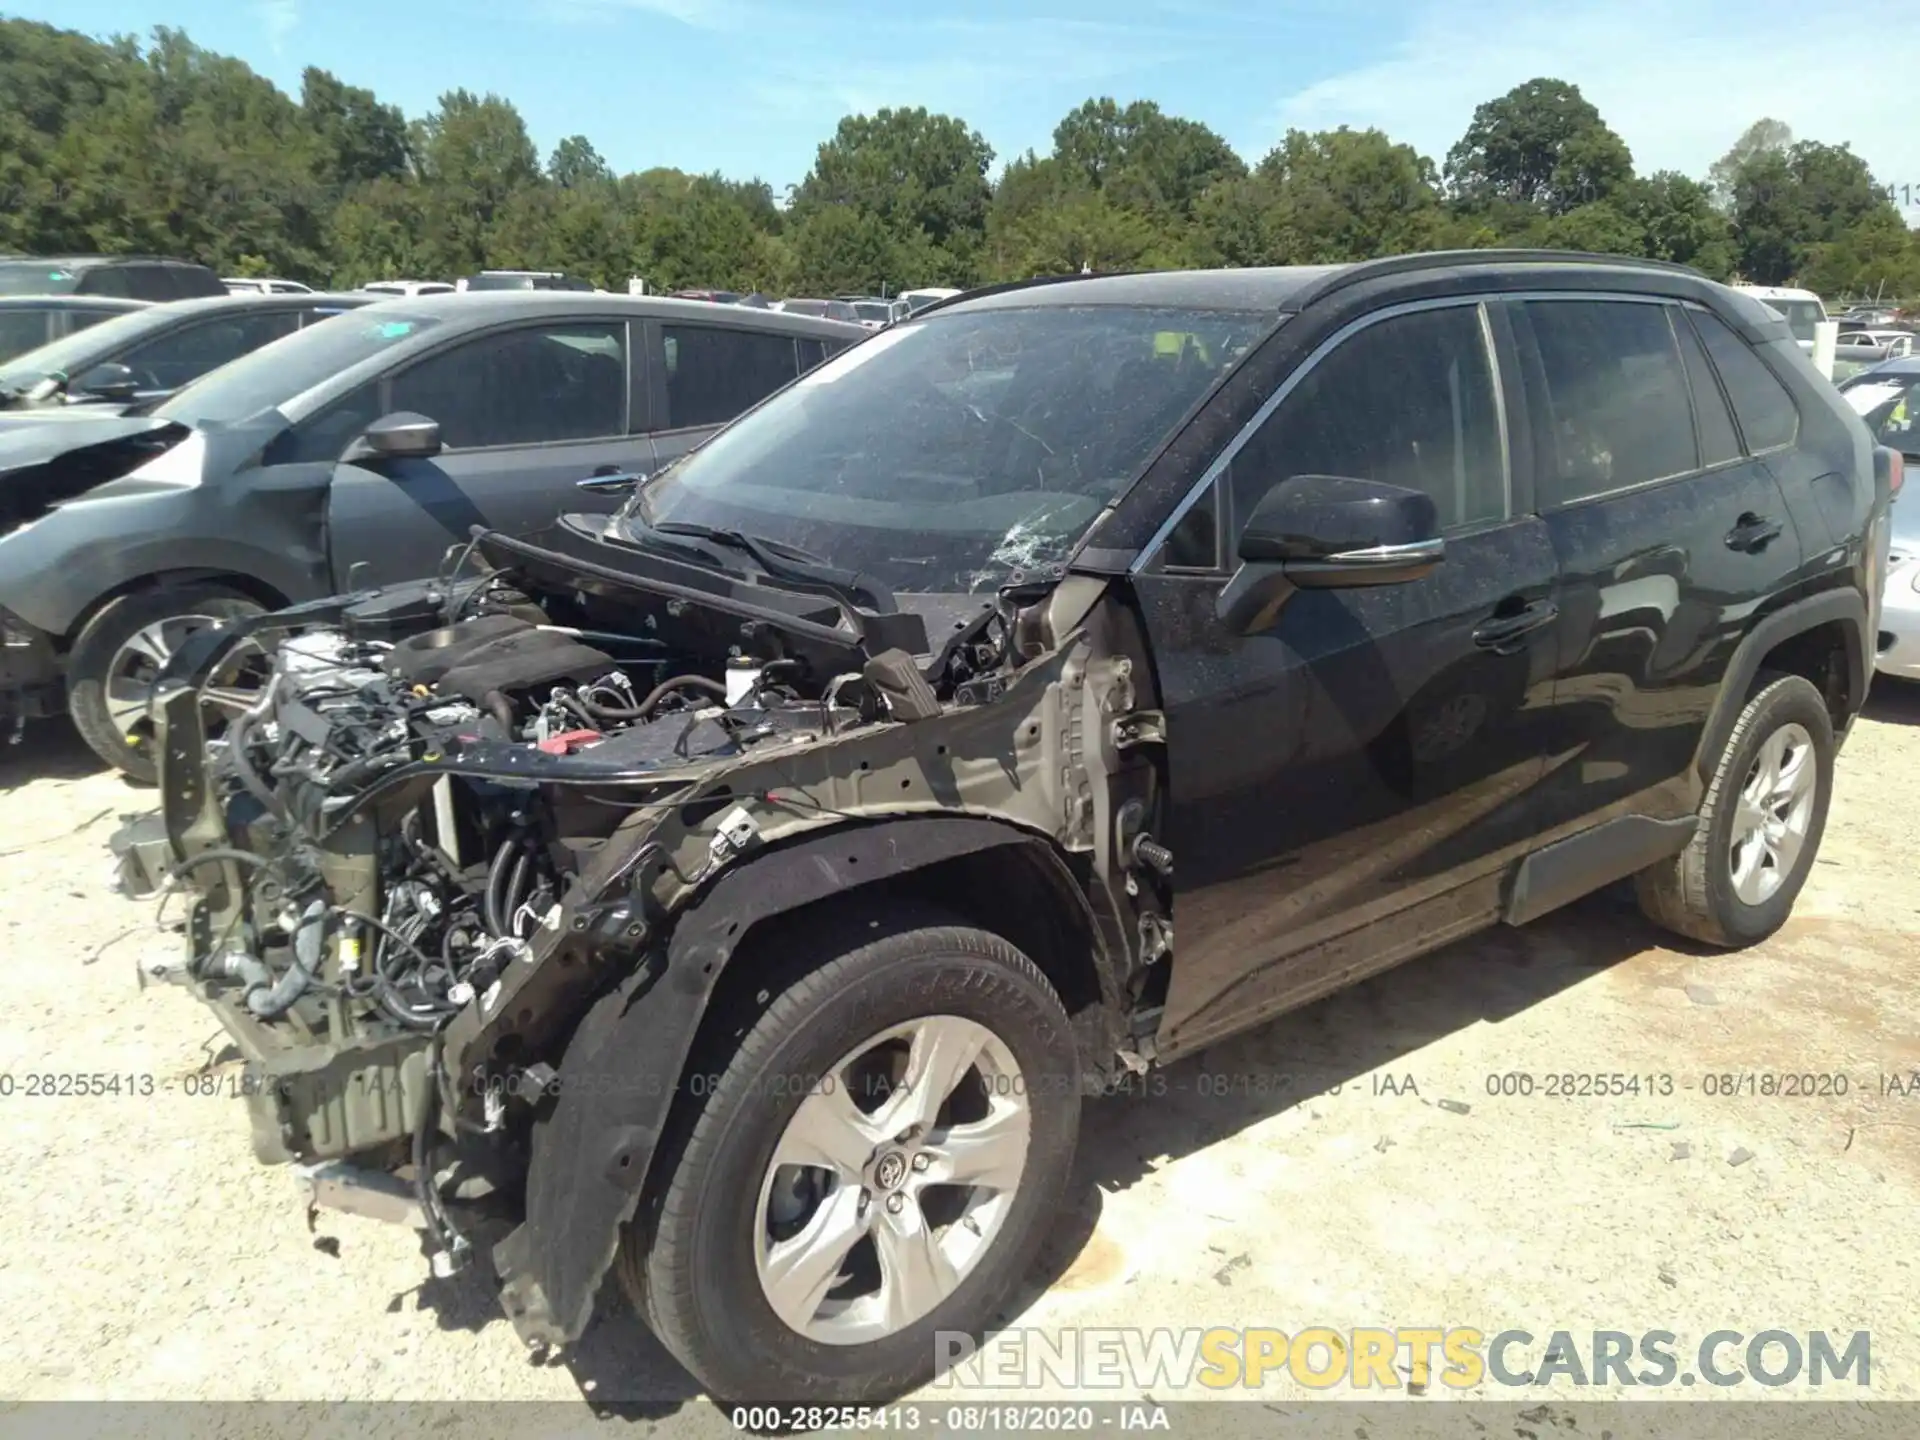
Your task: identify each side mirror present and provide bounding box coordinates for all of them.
[1238,474,1444,585]
[1218,474,1444,634]
[73,362,141,402]
[344,411,442,464]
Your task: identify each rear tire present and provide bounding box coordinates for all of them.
[1635,673,1834,947]
[67,584,264,783]
[620,910,1081,1404]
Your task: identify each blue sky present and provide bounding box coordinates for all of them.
[4,0,1910,198]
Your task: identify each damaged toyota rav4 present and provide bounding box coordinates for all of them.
[120,254,1892,1404]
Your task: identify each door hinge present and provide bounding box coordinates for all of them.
[1111,709,1166,750]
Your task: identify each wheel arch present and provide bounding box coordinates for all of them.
[64,567,293,649]
[1695,589,1869,784]
[495,814,1122,1352]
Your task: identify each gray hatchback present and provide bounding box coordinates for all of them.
[0,292,864,777]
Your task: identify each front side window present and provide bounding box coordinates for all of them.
[156,311,442,428]
[1524,299,1697,505]
[115,310,302,392]
[389,321,627,449]
[1229,303,1507,537]
[659,326,797,430]
[625,304,1271,595]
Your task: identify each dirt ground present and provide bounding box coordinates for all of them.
[1,684,1917,1430]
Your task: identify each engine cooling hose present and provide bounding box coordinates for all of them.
[484,838,519,938]
[247,898,327,1019]
[624,673,729,720]
[483,689,516,735]
[226,711,288,824]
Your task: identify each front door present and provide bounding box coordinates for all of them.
[325,318,652,588]
[1131,299,1563,1056]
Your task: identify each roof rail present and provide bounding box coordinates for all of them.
[1284,248,1707,312]
[914,270,1144,318]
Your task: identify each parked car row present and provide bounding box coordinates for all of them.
[106,250,1897,1410]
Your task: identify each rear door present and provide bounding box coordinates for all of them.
[643,320,806,468]
[1135,298,1563,1054]
[323,317,651,587]
[1512,296,1804,840]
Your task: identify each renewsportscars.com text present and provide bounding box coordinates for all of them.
[933,1327,1871,1391]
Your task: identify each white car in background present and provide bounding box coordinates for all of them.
[899,286,962,314]
[1735,284,1827,355]
[1838,328,1919,357]
[359,280,458,298]
[223,277,314,294]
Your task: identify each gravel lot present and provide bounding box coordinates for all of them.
[1,684,1917,1429]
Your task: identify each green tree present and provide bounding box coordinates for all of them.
[1731,140,1891,283]
[300,67,409,188]
[1615,171,1734,275]
[324,175,433,284]
[791,107,993,279]
[785,205,900,293]
[988,188,1180,277]
[411,89,540,273]
[1254,126,1443,262]
[1798,209,1920,299]
[1444,77,1633,214]
[631,172,784,292]
[547,134,611,190]
[1707,118,1791,210]
[1051,97,1244,219]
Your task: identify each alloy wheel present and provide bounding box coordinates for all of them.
[105,615,265,752]
[1728,721,1817,906]
[753,1013,1030,1345]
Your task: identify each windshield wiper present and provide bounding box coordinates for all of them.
[641,520,897,614]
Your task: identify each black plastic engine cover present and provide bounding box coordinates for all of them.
[385,616,614,702]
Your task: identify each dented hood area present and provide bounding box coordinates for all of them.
[0,414,188,534]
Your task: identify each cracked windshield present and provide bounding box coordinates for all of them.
[624,305,1269,593]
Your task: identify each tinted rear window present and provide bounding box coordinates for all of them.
[1691,309,1800,453]
[1524,299,1698,503]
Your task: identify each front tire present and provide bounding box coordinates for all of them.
[1635,673,1835,946]
[621,912,1081,1404]
[67,584,264,783]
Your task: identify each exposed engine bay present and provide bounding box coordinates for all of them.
[177,538,1029,1042]
[122,523,1166,1326]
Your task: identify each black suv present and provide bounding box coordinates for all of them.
[0,254,227,301]
[130,251,1892,1406]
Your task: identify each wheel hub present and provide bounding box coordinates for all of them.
[871,1150,909,1191]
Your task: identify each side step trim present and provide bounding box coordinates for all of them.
[1504,813,1698,927]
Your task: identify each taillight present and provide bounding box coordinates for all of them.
[1891,448,1905,496]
